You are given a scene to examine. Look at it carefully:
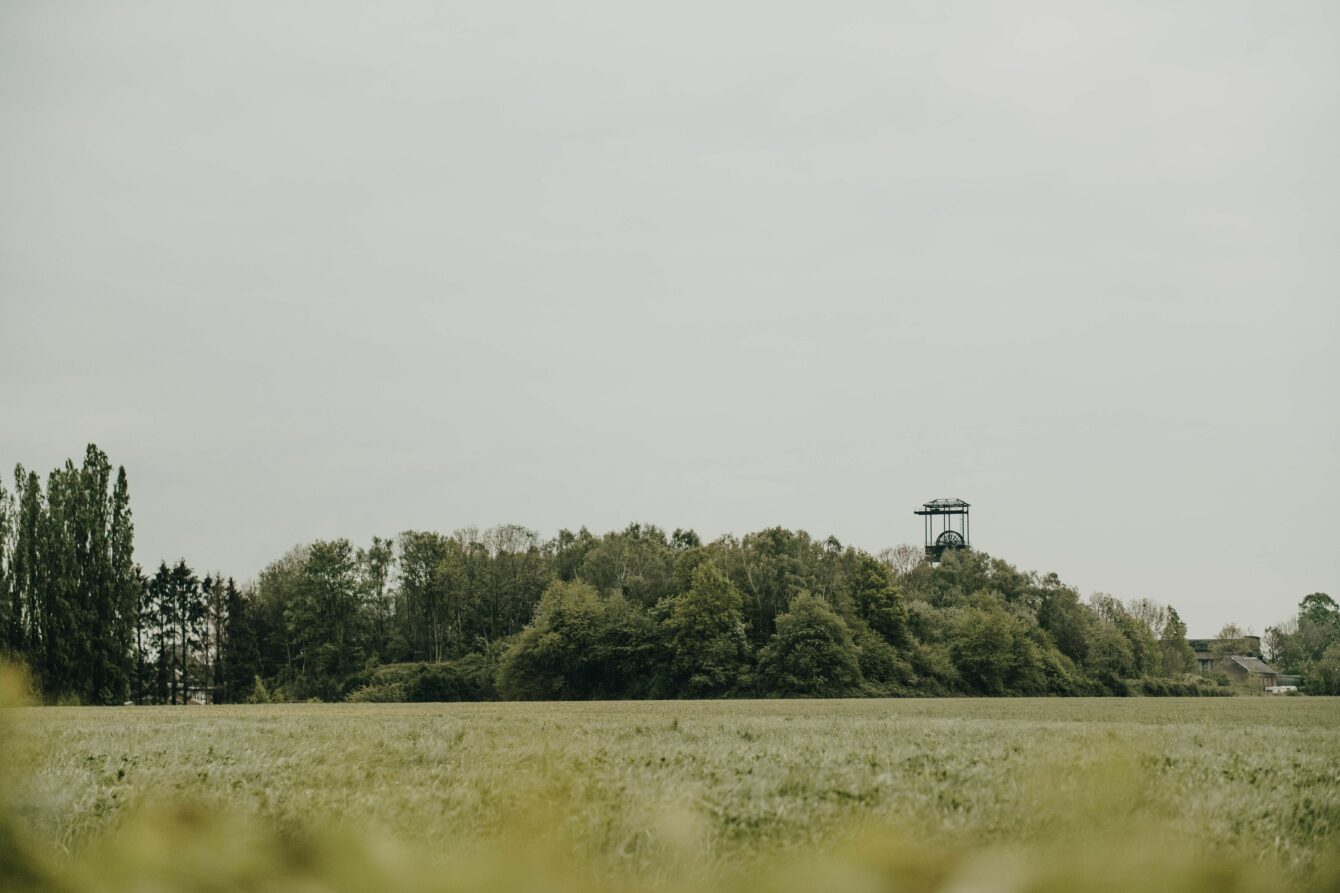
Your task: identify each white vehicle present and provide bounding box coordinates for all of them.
[1265,685,1298,694]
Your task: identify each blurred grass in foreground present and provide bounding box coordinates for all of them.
[3,662,1338,893]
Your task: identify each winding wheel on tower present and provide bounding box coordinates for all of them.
[914,498,970,563]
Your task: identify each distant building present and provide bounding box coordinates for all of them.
[1220,655,1279,690]
[1189,635,1262,674]
[1188,635,1280,691]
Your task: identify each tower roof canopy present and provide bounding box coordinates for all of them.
[914,498,970,515]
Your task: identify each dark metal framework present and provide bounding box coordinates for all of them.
[913,498,970,562]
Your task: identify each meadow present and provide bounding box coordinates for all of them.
[4,693,1340,892]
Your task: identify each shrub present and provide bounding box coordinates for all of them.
[346,682,407,703]
[246,676,273,704]
[497,581,663,700]
[756,592,862,696]
[344,662,479,703]
[853,624,913,690]
[1136,677,1232,697]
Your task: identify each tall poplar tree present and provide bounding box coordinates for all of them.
[78,445,116,703]
[10,469,42,662]
[1159,607,1196,675]
[38,462,81,700]
[0,479,13,655]
[108,466,136,702]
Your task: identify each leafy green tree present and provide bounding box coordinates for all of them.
[1037,583,1089,664]
[1308,643,1340,695]
[911,549,1004,609]
[576,523,676,607]
[756,592,861,696]
[947,593,1047,695]
[1125,597,1168,632]
[498,580,602,698]
[396,531,453,662]
[1091,594,1162,676]
[1084,619,1135,684]
[588,593,662,698]
[1295,594,1340,666]
[553,527,598,581]
[1299,593,1339,631]
[851,622,912,692]
[1209,623,1255,662]
[715,528,829,644]
[289,539,364,698]
[670,544,712,594]
[671,528,701,550]
[498,580,622,699]
[664,561,749,696]
[474,525,553,649]
[496,579,663,700]
[845,551,910,646]
[357,537,395,660]
[1159,607,1196,675]
[1265,593,1339,682]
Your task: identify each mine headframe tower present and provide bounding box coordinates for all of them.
[914,498,970,563]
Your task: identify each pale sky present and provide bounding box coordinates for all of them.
[1,1,1336,637]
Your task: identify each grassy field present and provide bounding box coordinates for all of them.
[4,693,1340,892]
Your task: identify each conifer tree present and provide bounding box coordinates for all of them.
[221,579,260,703]
[109,466,136,702]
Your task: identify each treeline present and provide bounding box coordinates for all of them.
[2,445,1229,704]
[0,446,138,704]
[1265,594,1340,695]
[189,527,1215,702]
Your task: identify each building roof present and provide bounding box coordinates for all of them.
[915,498,970,515]
[1189,635,1261,646]
[1227,655,1279,675]
[1188,636,1262,656]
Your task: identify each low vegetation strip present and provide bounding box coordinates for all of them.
[6,695,1339,891]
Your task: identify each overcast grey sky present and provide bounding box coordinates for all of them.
[1,1,1336,636]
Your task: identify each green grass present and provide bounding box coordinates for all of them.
[5,695,1340,892]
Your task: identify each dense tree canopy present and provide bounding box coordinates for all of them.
[2,444,1305,704]
[1266,593,1340,694]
